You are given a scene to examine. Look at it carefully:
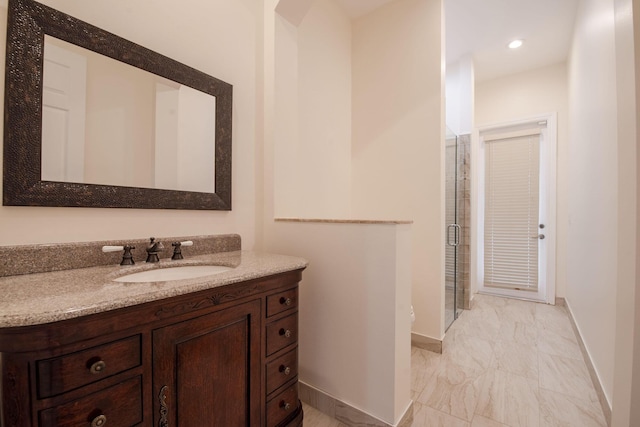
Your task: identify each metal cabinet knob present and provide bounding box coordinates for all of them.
[90,360,106,375]
[280,296,292,306]
[280,365,291,375]
[279,328,292,338]
[91,414,107,427]
[281,401,291,411]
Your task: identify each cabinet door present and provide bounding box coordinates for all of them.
[153,300,261,427]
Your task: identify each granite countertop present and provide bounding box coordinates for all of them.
[0,250,308,328]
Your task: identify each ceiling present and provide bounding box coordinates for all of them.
[335,0,396,18]
[445,0,580,82]
[335,0,580,83]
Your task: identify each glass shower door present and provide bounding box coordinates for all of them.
[445,127,463,330]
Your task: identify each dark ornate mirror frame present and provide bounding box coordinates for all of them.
[3,0,232,210]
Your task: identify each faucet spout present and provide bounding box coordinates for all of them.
[146,237,164,263]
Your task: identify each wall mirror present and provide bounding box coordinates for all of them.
[3,0,232,210]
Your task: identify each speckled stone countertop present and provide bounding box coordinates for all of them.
[0,250,308,328]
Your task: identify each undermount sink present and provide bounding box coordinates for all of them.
[114,265,233,283]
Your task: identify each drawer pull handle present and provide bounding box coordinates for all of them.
[279,365,291,375]
[91,414,107,427]
[159,385,169,427]
[279,328,292,338]
[89,360,106,375]
[280,297,292,306]
[281,401,291,411]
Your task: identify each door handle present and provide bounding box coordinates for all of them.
[531,234,545,240]
[447,224,461,247]
[453,224,461,246]
[447,224,456,246]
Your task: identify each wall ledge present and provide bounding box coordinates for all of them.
[275,217,413,225]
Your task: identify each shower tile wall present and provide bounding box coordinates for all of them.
[458,134,471,310]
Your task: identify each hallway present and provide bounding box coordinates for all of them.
[303,294,608,426]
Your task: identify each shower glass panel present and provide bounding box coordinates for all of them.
[445,127,465,330]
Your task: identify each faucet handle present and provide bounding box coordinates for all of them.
[102,244,136,265]
[171,241,193,260]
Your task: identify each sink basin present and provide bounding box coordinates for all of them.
[114,265,233,283]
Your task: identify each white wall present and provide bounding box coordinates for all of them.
[83,47,156,189]
[264,221,412,425]
[475,62,569,298]
[566,0,618,406]
[612,0,640,425]
[297,0,352,217]
[351,0,445,340]
[272,13,301,218]
[263,0,432,422]
[272,0,352,219]
[446,56,474,136]
[0,0,258,247]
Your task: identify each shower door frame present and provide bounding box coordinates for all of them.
[472,113,557,304]
[445,129,464,330]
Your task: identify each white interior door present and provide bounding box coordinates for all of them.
[42,38,87,183]
[476,115,557,303]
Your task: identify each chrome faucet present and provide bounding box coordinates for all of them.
[146,237,164,263]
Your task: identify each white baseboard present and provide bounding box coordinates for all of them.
[561,298,612,426]
[299,381,414,427]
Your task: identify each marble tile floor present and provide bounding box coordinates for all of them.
[304,294,607,427]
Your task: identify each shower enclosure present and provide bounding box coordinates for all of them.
[445,127,469,330]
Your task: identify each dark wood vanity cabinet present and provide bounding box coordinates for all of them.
[153,301,262,427]
[0,269,304,427]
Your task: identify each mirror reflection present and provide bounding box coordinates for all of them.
[42,36,216,193]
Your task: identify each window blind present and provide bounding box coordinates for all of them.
[484,132,540,290]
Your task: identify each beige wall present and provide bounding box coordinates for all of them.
[83,46,156,189]
[272,0,354,219]
[612,0,640,424]
[475,62,569,299]
[264,220,412,425]
[297,0,353,217]
[351,0,445,340]
[0,0,259,247]
[263,0,419,423]
[566,0,618,406]
[272,0,352,219]
[271,0,446,343]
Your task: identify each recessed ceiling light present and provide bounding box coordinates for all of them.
[508,39,524,49]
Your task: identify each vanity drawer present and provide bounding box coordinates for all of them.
[37,335,141,398]
[266,313,298,356]
[266,287,298,317]
[266,348,298,395]
[266,384,299,427]
[38,375,143,427]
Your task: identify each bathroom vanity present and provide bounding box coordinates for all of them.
[0,241,306,427]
